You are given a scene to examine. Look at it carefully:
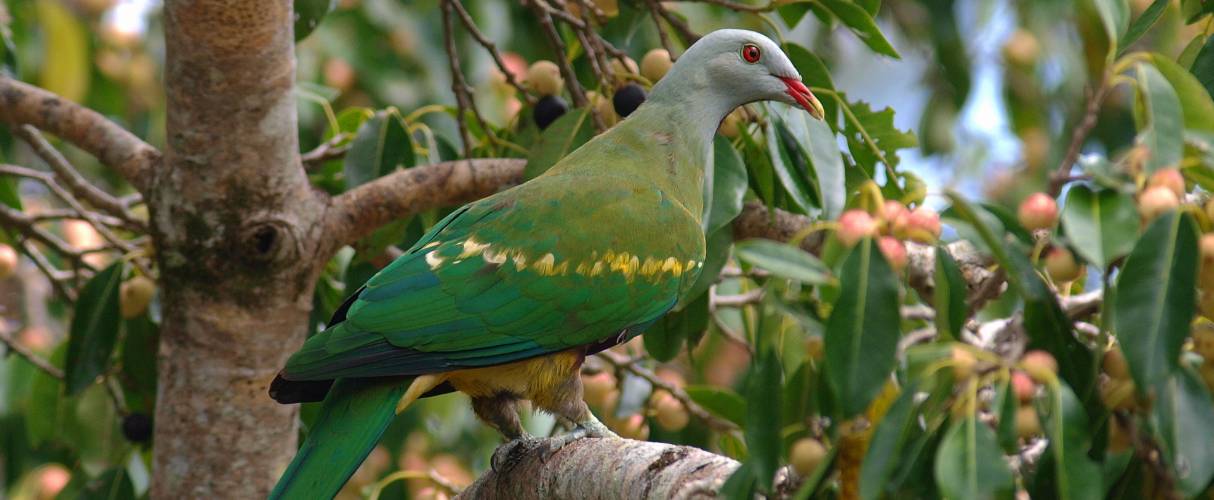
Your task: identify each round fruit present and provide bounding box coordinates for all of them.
[122,412,153,443]
[586,91,617,127]
[525,60,564,95]
[322,58,356,92]
[1021,350,1058,382]
[0,243,17,279]
[1044,247,1083,283]
[837,210,878,247]
[1017,192,1058,231]
[612,83,647,118]
[1011,370,1035,403]
[788,438,827,476]
[882,200,909,228]
[36,465,71,498]
[615,413,649,440]
[1100,378,1137,411]
[641,49,673,82]
[582,371,617,409]
[718,107,746,138]
[1107,417,1131,454]
[1103,347,1131,380]
[1147,168,1185,198]
[534,95,569,130]
[1015,406,1041,438]
[610,56,639,77]
[1138,186,1179,222]
[904,207,941,243]
[805,336,824,360]
[1003,29,1041,67]
[877,236,908,272]
[652,392,689,431]
[120,276,156,319]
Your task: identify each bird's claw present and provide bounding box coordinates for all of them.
[491,433,539,472]
[540,420,620,460]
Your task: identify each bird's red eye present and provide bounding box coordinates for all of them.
[741,44,761,63]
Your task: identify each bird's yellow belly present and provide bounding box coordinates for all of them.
[445,350,583,405]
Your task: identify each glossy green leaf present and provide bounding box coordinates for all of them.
[1179,34,1207,70]
[783,43,839,124]
[825,238,901,418]
[818,0,901,59]
[1113,212,1197,390]
[802,113,846,218]
[1043,383,1102,500]
[1181,0,1214,22]
[933,246,967,341]
[745,348,783,492]
[706,136,748,235]
[859,385,918,500]
[1059,185,1139,267]
[65,262,124,395]
[843,98,917,170]
[119,315,159,415]
[524,106,593,179]
[686,385,747,426]
[734,239,832,285]
[1134,63,1184,173]
[1193,35,1214,98]
[768,118,820,213]
[719,462,756,499]
[1117,0,1166,55]
[295,0,336,41]
[995,379,1018,453]
[26,345,68,445]
[644,294,708,362]
[343,110,413,189]
[1092,0,1130,52]
[934,413,1013,500]
[1153,368,1214,496]
[777,2,814,28]
[857,0,881,16]
[1146,53,1214,132]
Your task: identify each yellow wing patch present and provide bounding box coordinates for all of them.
[432,237,699,282]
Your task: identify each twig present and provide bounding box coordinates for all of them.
[644,0,700,45]
[966,268,1007,310]
[26,208,126,227]
[0,325,64,379]
[301,134,351,170]
[441,1,476,159]
[0,203,95,271]
[597,350,741,433]
[678,0,778,12]
[648,4,679,62]
[1048,76,1110,196]
[527,0,590,108]
[448,0,534,104]
[710,288,764,308]
[18,240,80,301]
[15,125,142,227]
[709,312,753,354]
[0,77,159,192]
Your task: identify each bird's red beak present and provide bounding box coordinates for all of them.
[780,77,825,120]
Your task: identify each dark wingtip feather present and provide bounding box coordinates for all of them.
[269,374,334,404]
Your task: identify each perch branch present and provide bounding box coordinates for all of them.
[0,77,159,192]
[455,438,739,499]
[14,126,143,227]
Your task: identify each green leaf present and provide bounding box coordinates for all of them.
[1093,0,1131,53]
[768,118,820,213]
[1043,383,1102,500]
[65,263,124,395]
[745,348,783,492]
[1134,63,1184,173]
[1193,35,1214,98]
[857,0,881,16]
[1113,212,1197,390]
[843,98,917,170]
[119,315,159,415]
[1152,368,1214,496]
[818,0,901,58]
[782,43,839,124]
[933,246,967,341]
[859,385,918,500]
[686,385,747,426]
[343,110,413,189]
[934,412,1014,500]
[734,239,832,285]
[644,294,708,362]
[1146,53,1214,132]
[1059,185,1139,267]
[778,2,814,28]
[58,467,136,500]
[705,136,748,235]
[294,0,336,41]
[679,228,733,308]
[1181,0,1214,22]
[995,379,1019,453]
[524,107,593,179]
[1118,0,1166,55]
[1179,34,1207,70]
[798,110,847,218]
[825,239,901,418]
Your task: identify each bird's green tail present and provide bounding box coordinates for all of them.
[268,376,407,500]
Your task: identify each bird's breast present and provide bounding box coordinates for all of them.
[445,349,584,402]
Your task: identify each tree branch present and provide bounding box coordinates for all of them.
[0,77,159,192]
[455,438,739,499]
[0,325,64,379]
[325,159,526,250]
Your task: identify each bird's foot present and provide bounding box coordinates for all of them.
[491,433,540,472]
[540,419,620,460]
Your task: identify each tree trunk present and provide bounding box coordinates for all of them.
[149,1,326,497]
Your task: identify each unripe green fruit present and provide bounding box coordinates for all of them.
[1044,247,1083,283]
[788,438,827,476]
[1015,405,1041,438]
[951,346,977,380]
[120,276,156,319]
[526,60,564,96]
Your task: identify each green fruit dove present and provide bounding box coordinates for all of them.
[268,28,824,499]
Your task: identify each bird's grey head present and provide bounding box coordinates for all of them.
[650,29,825,120]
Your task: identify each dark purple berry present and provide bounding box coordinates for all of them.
[612,84,646,118]
[534,95,568,130]
[122,413,153,443]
